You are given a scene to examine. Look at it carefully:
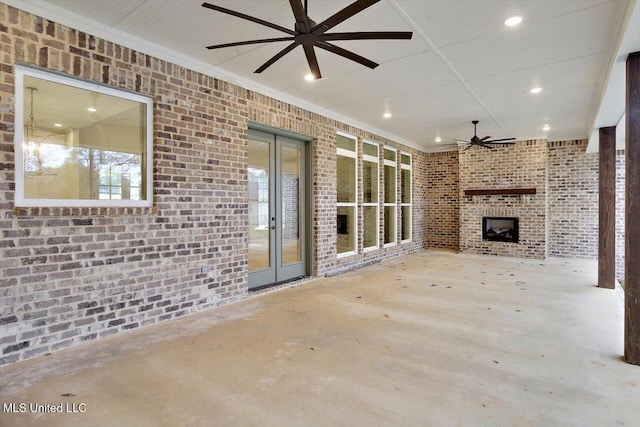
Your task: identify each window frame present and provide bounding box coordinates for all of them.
[362,139,380,252]
[400,151,412,244]
[336,131,358,258]
[14,64,153,208]
[383,146,397,248]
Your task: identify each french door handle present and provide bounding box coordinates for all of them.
[271,226,276,230]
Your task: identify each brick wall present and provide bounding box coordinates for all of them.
[453,138,620,270]
[459,140,548,259]
[424,151,459,249]
[547,140,598,258]
[0,5,425,365]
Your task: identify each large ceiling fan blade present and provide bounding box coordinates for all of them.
[485,137,517,143]
[255,42,299,73]
[454,139,471,143]
[202,2,296,35]
[303,45,322,79]
[312,0,380,35]
[289,0,310,33]
[459,121,517,149]
[315,41,378,69]
[318,31,413,41]
[206,37,295,50]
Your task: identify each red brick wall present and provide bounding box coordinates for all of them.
[547,140,599,258]
[424,151,459,250]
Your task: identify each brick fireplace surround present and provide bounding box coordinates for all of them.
[428,140,625,265]
[459,139,547,259]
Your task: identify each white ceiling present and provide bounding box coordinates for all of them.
[10,0,637,152]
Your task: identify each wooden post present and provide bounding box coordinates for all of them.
[598,126,616,289]
[625,51,640,365]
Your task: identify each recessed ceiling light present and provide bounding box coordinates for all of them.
[505,16,522,27]
[435,136,442,143]
[530,87,542,94]
[383,112,392,119]
[87,107,97,112]
[53,123,63,127]
[542,124,551,131]
[304,73,315,82]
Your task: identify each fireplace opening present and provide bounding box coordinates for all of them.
[482,217,519,243]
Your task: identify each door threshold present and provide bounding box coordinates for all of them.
[249,276,312,295]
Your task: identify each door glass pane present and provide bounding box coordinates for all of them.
[363,160,378,203]
[281,145,301,265]
[337,206,355,254]
[248,139,270,271]
[384,206,396,245]
[363,206,378,248]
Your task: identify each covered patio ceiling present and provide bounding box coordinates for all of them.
[8,0,638,152]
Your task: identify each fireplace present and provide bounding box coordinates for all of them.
[337,214,348,235]
[483,217,519,243]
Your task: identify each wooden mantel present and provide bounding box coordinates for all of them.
[464,188,537,196]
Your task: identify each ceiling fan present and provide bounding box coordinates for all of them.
[202,0,413,79]
[455,120,516,150]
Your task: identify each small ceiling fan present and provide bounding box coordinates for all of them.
[455,120,516,150]
[202,0,413,79]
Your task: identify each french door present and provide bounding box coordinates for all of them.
[248,128,307,289]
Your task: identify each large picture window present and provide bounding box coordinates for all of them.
[362,140,379,251]
[383,147,397,247]
[14,65,153,207]
[336,132,357,257]
[400,152,412,243]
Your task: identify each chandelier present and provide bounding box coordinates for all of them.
[23,87,58,175]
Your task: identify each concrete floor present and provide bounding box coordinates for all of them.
[1,250,639,427]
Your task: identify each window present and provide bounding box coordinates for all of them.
[400,152,412,242]
[383,147,397,247]
[336,132,357,257]
[362,140,379,251]
[14,65,153,207]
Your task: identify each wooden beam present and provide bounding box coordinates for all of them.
[626,51,640,365]
[598,126,616,289]
[463,188,536,196]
